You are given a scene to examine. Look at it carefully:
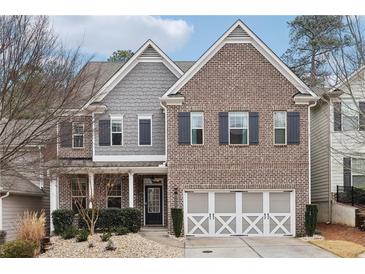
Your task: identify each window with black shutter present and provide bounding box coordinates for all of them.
[191,112,203,145]
[274,111,286,145]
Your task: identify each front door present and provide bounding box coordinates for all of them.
[145,185,163,225]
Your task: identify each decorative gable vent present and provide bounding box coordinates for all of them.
[227,26,250,39]
[140,45,160,58]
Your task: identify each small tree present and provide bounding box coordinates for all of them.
[107,50,134,62]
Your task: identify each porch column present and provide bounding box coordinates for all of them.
[88,172,94,208]
[128,172,134,207]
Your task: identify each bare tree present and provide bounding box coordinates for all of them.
[0,16,102,196]
[71,173,123,235]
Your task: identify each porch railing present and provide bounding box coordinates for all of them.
[336,185,365,206]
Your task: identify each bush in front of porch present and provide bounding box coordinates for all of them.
[78,208,141,233]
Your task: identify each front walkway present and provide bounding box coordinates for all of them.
[184,237,337,258]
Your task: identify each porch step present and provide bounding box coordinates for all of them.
[139,227,169,236]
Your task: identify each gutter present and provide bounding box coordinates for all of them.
[160,101,168,166]
[0,192,10,230]
[308,99,318,205]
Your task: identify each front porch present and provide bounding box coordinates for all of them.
[52,166,168,228]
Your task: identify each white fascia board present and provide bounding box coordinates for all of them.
[82,40,183,110]
[93,155,166,162]
[162,20,317,99]
[159,96,184,105]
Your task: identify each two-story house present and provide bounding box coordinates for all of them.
[50,20,318,237]
[311,66,365,226]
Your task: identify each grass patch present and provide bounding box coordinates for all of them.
[310,240,365,258]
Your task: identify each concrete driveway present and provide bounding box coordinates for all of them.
[184,237,337,258]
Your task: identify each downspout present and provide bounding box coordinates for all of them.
[160,101,168,166]
[308,99,318,205]
[0,192,10,230]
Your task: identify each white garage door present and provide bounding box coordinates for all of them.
[184,190,295,237]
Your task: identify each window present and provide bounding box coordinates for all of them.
[229,112,248,144]
[107,181,122,208]
[342,102,359,131]
[72,123,84,148]
[111,119,123,146]
[274,111,286,145]
[352,158,365,189]
[191,112,203,145]
[71,177,88,212]
[138,116,152,146]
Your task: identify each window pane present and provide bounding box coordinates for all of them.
[274,112,286,128]
[352,159,365,174]
[275,129,286,144]
[71,178,87,196]
[107,182,122,196]
[229,113,245,128]
[73,135,83,147]
[230,129,247,144]
[192,128,203,144]
[191,113,203,128]
[112,132,122,145]
[72,197,87,212]
[343,116,358,131]
[107,197,122,208]
[112,121,122,132]
[74,124,84,134]
[353,175,365,189]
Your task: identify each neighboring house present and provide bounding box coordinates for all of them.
[50,20,318,237]
[0,147,51,241]
[311,67,365,226]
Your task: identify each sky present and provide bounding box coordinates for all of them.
[51,16,295,61]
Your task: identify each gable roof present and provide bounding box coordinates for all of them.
[0,169,44,196]
[82,40,184,109]
[161,20,318,100]
[327,65,365,94]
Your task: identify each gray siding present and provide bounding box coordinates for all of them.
[1,195,43,241]
[95,62,178,156]
[311,102,330,203]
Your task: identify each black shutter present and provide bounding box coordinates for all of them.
[287,112,300,144]
[99,120,110,146]
[343,157,352,187]
[249,112,259,145]
[334,102,342,131]
[219,112,229,145]
[359,102,365,131]
[178,112,190,145]
[139,119,151,145]
[60,122,72,147]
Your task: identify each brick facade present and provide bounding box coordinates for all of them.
[166,43,309,234]
[58,116,93,159]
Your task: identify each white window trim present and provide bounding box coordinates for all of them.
[71,178,88,210]
[228,112,249,145]
[106,181,123,208]
[72,122,84,149]
[138,115,152,147]
[190,112,204,145]
[111,118,123,146]
[273,111,287,145]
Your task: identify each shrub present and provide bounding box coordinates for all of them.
[17,210,45,252]
[305,204,318,236]
[0,240,36,258]
[76,229,89,242]
[61,226,77,240]
[115,227,129,236]
[79,208,141,233]
[100,231,112,242]
[105,239,116,251]
[171,208,183,237]
[52,209,74,235]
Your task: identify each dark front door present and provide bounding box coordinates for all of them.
[145,185,163,225]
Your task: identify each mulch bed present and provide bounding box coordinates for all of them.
[317,223,365,247]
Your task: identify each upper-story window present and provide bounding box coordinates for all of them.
[191,112,203,145]
[111,119,123,146]
[138,116,152,146]
[106,181,122,208]
[229,112,248,144]
[274,111,287,145]
[72,123,84,148]
[342,102,359,131]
